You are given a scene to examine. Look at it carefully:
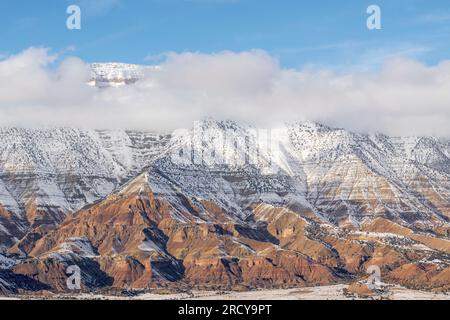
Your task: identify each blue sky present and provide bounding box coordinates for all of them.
[1,0,450,69]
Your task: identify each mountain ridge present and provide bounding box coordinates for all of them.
[0,63,449,295]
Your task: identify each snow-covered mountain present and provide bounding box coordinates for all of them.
[0,63,449,294]
[0,121,449,249]
[0,128,171,249]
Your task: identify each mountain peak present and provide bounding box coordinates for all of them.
[89,62,159,88]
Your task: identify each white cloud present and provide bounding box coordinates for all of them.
[0,47,449,137]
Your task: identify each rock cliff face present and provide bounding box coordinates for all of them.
[0,63,449,294]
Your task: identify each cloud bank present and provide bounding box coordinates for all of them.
[0,47,449,136]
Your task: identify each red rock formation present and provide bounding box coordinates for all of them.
[4,179,449,293]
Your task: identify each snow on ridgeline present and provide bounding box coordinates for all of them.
[0,128,171,216]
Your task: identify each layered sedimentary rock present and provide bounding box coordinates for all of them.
[0,118,449,293]
[0,128,171,250]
